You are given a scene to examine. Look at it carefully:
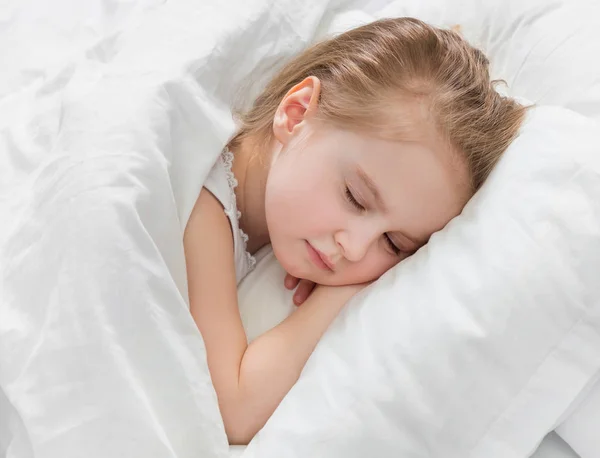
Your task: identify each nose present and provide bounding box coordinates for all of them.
[334,222,380,263]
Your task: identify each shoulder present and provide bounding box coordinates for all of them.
[187,185,229,227]
[184,186,235,272]
[197,151,256,282]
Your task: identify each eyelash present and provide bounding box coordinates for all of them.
[384,233,401,256]
[344,186,401,256]
[345,186,365,212]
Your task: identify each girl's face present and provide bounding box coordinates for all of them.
[264,77,471,286]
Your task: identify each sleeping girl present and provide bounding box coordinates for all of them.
[183,17,526,444]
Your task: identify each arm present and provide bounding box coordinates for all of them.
[184,188,363,444]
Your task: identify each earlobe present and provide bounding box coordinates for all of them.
[272,76,321,145]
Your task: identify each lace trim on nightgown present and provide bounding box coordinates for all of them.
[221,148,257,272]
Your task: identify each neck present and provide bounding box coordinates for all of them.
[230,137,273,254]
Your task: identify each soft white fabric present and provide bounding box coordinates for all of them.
[0,0,324,457]
[530,433,580,458]
[238,249,295,345]
[2,0,600,457]
[235,251,585,458]
[240,1,600,457]
[235,264,582,458]
[554,380,600,458]
[239,107,600,458]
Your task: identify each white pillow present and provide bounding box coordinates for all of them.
[554,379,600,458]
[237,0,600,456]
[315,0,600,122]
[530,432,579,458]
[239,106,600,458]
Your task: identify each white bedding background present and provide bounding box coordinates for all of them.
[0,1,327,456]
[1,1,599,458]
[236,245,588,458]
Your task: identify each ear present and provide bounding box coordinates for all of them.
[272,76,321,145]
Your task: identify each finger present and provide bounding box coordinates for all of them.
[293,279,316,306]
[284,273,300,290]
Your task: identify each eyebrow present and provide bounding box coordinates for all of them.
[355,165,422,247]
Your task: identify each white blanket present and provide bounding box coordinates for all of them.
[0,0,326,456]
[2,1,598,458]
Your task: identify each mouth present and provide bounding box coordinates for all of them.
[305,240,335,272]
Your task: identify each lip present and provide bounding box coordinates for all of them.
[305,241,335,271]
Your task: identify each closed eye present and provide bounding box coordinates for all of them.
[384,233,401,256]
[345,186,365,212]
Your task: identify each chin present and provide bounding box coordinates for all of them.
[270,241,301,277]
[271,240,324,282]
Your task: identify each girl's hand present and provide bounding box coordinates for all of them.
[284,273,316,306]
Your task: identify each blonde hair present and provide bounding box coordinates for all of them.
[230,17,527,191]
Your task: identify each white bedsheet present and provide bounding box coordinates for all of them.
[0,1,232,456]
[0,0,324,456]
[1,1,596,457]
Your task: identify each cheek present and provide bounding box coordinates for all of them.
[266,192,342,243]
[265,168,343,236]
